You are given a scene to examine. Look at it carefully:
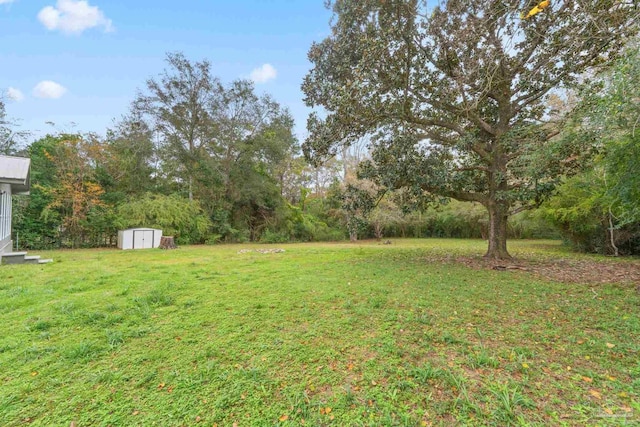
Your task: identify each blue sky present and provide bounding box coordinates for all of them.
[0,0,333,141]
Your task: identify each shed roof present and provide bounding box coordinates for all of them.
[0,155,31,194]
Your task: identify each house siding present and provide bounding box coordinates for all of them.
[0,183,11,254]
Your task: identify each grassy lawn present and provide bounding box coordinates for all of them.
[1,239,638,426]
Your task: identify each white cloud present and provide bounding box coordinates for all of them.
[38,0,113,35]
[33,81,67,99]
[7,87,24,102]
[0,0,16,5]
[250,64,277,84]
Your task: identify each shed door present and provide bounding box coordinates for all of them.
[133,230,144,249]
[143,230,154,248]
[133,230,156,249]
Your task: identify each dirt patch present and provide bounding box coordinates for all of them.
[454,256,640,285]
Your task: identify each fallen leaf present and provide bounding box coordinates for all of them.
[606,342,615,348]
[157,383,165,390]
[589,389,602,399]
[347,363,354,371]
[603,408,613,415]
[279,414,289,422]
[607,376,617,381]
[31,371,38,376]
[167,386,174,393]
[577,340,585,345]
[581,376,593,383]
[132,410,140,416]
[325,407,332,414]
[521,363,529,369]
[371,380,377,386]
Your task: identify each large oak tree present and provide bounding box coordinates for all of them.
[302,0,639,259]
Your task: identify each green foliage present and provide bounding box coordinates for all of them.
[261,202,344,243]
[543,172,606,251]
[12,136,64,249]
[543,170,640,254]
[543,45,640,254]
[116,193,212,244]
[587,46,640,227]
[359,200,556,240]
[259,229,291,244]
[103,113,157,197]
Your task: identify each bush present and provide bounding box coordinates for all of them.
[542,172,640,255]
[260,229,290,243]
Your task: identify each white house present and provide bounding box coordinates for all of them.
[0,155,31,255]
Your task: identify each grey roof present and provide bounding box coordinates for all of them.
[122,228,162,231]
[0,155,31,194]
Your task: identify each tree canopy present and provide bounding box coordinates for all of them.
[543,43,640,255]
[302,0,639,259]
[0,95,27,155]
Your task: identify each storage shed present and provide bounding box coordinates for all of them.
[117,228,162,250]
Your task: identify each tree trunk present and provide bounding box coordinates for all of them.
[484,203,511,260]
[374,223,383,240]
[159,236,177,249]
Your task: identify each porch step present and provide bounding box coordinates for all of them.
[23,255,42,264]
[1,252,53,266]
[1,252,28,265]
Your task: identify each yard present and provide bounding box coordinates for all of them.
[1,239,638,426]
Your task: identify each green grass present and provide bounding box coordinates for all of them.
[0,239,638,426]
